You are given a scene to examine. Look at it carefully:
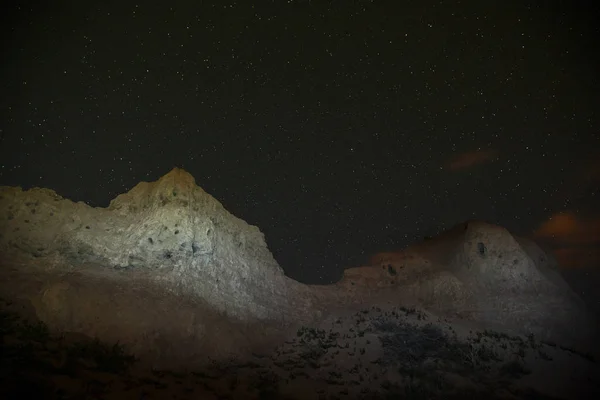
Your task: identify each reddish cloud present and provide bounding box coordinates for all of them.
[533,212,600,268]
[446,150,497,171]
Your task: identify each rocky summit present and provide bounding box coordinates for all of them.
[0,168,315,323]
[0,168,598,399]
[356,220,596,348]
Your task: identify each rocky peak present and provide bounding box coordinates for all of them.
[108,167,201,212]
[339,220,597,348]
[1,175,596,359]
[0,168,313,322]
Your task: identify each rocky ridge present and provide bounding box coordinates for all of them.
[0,168,315,324]
[353,221,596,349]
[0,167,597,383]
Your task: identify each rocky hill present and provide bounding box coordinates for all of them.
[353,220,596,350]
[0,168,316,322]
[1,168,598,399]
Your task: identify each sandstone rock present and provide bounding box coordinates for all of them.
[0,168,316,323]
[446,221,596,348]
[361,220,598,352]
[0,169,597,370]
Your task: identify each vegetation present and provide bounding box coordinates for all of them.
[0,298,593,399]
[0,298,136,398]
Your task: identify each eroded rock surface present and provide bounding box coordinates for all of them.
[0,168,597,375]
[0,168,315,324]
[361,221,598,352]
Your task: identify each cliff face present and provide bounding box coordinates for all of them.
[0,168,315,323]
[0,169,597,367]
[358,220,597,348]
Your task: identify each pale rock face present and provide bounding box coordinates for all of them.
[349,220,598,349]
[0,187,75,257]
[0,170,597,364]
[0,168,314,322]
[446,221,595,345]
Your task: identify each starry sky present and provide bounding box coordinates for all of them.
[1,1,599,288]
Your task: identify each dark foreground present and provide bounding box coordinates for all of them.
[1,297,598,400]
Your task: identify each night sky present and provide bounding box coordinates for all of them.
[1,1,599,287]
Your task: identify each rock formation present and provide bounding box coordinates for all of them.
[0,167,597,372]
[360,221,597,349]
[0,168,315,324]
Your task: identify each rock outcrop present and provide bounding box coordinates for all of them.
[0,168,597,369]
[357,220,597,351]
[0,168,315,324]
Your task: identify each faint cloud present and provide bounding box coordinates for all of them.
[446,150,497,171]
[533,212,600,268]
